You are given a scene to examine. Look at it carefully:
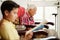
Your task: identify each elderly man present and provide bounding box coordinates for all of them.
[18,4,37,25]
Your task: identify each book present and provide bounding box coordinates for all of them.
[26,20,48,35]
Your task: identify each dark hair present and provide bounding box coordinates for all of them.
[1,1,19,16]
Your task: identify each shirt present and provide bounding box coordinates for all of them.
[0,19,20,40]
[18,7,34,25]
[19,12,35,25]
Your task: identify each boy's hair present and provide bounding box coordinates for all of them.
[1,1,19,16]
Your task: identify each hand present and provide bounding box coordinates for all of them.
[24,32,33,40]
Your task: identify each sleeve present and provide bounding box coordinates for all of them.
[18,6,25,18]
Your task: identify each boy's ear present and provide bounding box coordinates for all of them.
[4,10,9,16]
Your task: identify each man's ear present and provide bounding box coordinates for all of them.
[4,10,9,16]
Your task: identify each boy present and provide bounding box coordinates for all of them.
[0,1,33,40]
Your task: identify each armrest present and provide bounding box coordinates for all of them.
[24,25,36,28]
[35,22,40,24]
[46,22,54,26]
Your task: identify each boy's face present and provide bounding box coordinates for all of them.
[5,8,18,22]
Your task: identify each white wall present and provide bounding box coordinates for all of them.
[0,10,2,20]
[57,0,60,38]
[12,0,27,9]
[57,8,60,38]
[0,1,3,20]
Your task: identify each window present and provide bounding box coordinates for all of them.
[33,7,43,22]
[30,0,57,1]
[30,0,43,1]
[45,6,57,29]
[45,0,57,1]
[34,6,57,30]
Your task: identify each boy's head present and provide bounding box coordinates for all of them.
[1,1,19,22]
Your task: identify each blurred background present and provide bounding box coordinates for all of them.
[0,0,60,39]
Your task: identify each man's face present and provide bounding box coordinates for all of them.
[5,8,18,22]
[29,8,37,16]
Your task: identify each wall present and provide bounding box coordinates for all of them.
[12,0,27,9]
[0,1,3,20]
[57,0,60,38]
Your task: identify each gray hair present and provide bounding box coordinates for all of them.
[27,4,37,11]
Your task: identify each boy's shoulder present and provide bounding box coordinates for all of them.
[0,19,4,26]
[0,19,5,29]
[0,19,11,27]
[0,19,15,29]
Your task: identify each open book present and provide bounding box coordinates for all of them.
[26,20,48,35]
